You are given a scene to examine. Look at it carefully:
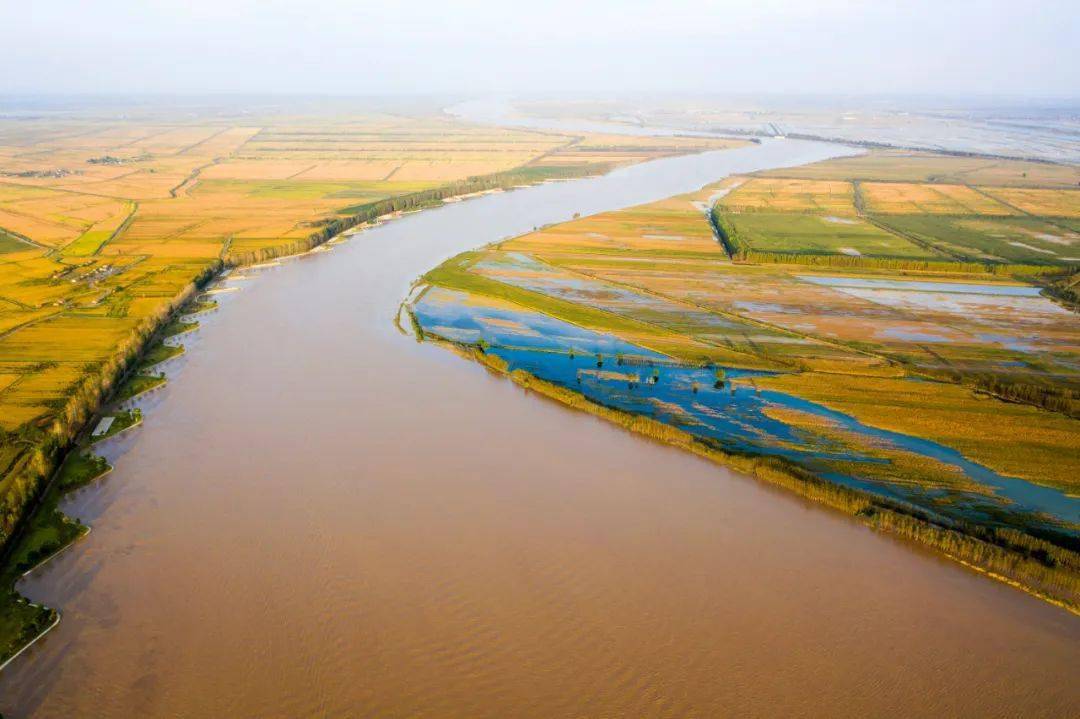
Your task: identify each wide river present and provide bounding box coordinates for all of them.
[2,131,1078,716]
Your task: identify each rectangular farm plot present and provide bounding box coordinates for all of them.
[62,200,135,257]
[289,161,403,181]
[470,252,772,347]
[727,212,934,258]
[123,126,227,155]
[199,160,337,181]
[980,187,1080,218]
[719,178,857,215]
[504,200,726,258]
[0,186,136,252]
[0,315,141,362]
[0,207,81,247]
[758,151,1003,183]
[0,362,92,430]
[790,273,1080,377]
[546,259,884,369]
[390,159,546,182]
[860,182,1016,215]
[566,257,1079,380]
[876,215,1080,264]
[424,254,767,366]
[757,150,1080,187]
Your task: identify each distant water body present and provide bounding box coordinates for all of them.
[448,97,1080,164]
[2,110,1077,717]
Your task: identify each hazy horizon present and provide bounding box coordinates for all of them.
[3,1,1078,98]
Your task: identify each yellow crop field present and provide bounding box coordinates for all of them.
[760,149,1080,187]
[388,161,526,181]
[719,178,856,215]
[0,208,75,246]
[504,193,726,258]
[860,182,1017,215]
[980,187,1080,217]
[0,184,132,248]
[199,159,399,181]
[122,126,235,155]
[0,315,140,362]
[287,161,404,181]
[543,133,742,169]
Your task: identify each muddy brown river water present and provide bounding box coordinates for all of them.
[2,138,1078,717]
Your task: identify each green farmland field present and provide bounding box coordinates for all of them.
[728,212,934,258]
[877,215,1080,265]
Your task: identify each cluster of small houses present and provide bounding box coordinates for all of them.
[1,168,76,178]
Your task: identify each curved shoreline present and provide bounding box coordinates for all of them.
[400,180,1079,611]
[0,611,59,675]
[0,150,732,670]
[412,332,1079,615]
[9,133,1074,717]
[0,165,618,669]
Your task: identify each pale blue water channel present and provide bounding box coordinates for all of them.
[797,275,1044,296]
[414,288,1080,534]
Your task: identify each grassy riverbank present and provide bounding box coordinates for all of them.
[0,452,109,663]
[0,303,195,665]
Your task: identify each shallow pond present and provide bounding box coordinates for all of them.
[797,275,1044,296]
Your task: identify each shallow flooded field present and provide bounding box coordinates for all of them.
[413,286,1080,531]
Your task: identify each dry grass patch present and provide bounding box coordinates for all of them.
[720,178,856,215]
[861,182,1017,215]
[760,150,1080,187]
[981,187,1080,218]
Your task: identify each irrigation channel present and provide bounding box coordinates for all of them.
[2,115,1078,717]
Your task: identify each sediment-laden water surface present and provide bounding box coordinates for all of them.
[2,139,1079,717]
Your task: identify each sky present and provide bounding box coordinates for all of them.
[1,0,1077,98]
